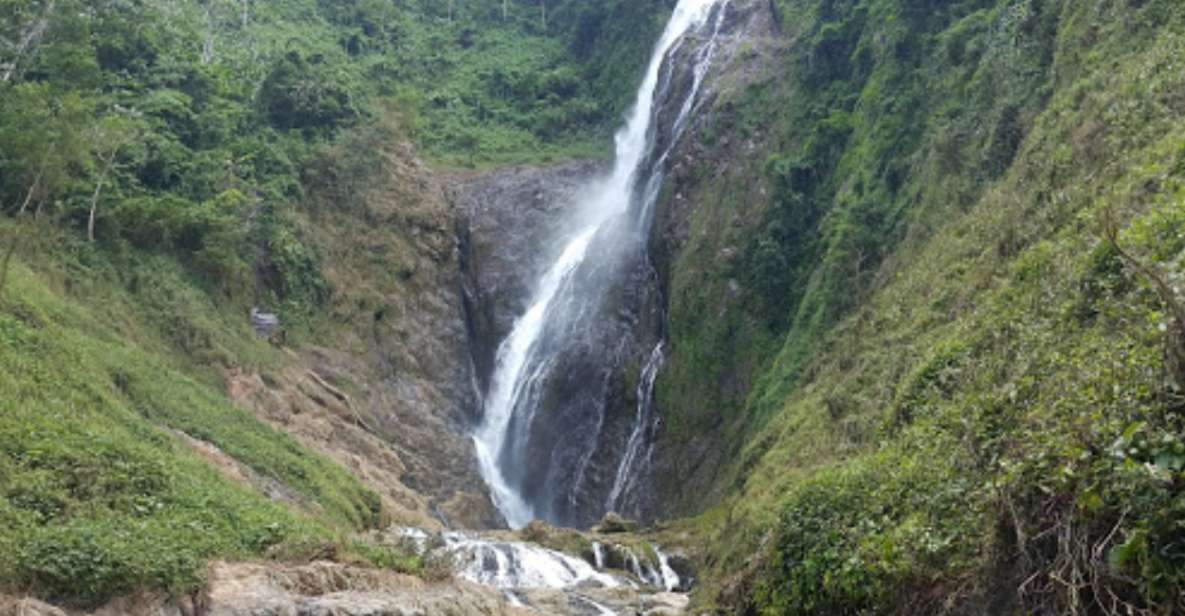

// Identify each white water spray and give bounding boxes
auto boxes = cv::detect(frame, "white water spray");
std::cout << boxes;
[473,0,726,529]
[444,531,620,590]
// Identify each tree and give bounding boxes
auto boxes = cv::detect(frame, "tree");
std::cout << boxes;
[0,0,57,84]
[0,84,88,295]
[86,112,142,242]
[0,84,90,217]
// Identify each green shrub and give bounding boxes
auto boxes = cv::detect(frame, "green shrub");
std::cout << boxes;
[757,445,977,615]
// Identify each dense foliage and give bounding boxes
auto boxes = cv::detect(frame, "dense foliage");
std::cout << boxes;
[0,0,668,318]
[8,0,1185,612]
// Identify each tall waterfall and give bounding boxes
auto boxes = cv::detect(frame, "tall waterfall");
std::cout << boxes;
[473,0,729,529]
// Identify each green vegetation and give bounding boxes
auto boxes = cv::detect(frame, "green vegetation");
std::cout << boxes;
[7,0,1185,611]
[0,222,385,605]
[0,0,667,318]
[0,0,674,607]
[654,0,1185,613]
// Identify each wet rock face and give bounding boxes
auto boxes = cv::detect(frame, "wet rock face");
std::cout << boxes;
[642,0,784,521]
[453,160,665,528]
[451,160,605,393]
[452,161,655,528]
[515,226,665,526]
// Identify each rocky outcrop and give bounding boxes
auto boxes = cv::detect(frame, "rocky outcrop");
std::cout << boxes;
[224,365,443,529]
[450,159,671,527]
[234,137,501,529]
[197,561,527,616]
[0,563,530,616]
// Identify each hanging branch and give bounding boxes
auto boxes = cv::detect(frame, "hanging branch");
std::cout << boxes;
[1101,204,1185,391]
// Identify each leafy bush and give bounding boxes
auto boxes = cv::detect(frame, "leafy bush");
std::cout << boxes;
[259,51,361,135]
[757,446,976,615]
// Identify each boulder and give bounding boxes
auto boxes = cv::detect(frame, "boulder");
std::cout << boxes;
[594,512,640,534]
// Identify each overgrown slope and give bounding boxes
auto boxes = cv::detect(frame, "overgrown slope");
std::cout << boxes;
[0,223,391,605]
[649,0,1185,612]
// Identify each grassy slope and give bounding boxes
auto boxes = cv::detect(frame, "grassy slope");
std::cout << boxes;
[654,0,1185,612]
[0,225,388,606]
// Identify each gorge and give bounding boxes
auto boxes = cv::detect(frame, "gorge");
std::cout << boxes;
[3,0,1185,614]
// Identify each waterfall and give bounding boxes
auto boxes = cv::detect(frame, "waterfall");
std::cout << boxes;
[444,531,620,589]
[606,342,665,510]
[473,0,729,529]
[655,545,682,592]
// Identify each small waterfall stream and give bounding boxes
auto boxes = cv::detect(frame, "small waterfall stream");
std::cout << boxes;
[473,0,729,530]
[606,342,664,511]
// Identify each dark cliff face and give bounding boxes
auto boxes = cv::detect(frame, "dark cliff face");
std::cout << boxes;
[451,161,606,399]
[512,220,666,525]
[450,160,664,528]
[642,0,785,521]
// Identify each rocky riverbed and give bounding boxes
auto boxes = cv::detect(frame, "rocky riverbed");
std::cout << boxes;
[1,519,694,616]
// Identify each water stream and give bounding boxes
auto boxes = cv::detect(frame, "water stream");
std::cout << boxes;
[473,0,729,530]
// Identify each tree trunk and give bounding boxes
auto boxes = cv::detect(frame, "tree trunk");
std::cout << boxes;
[502,0,508,20]
[87,165,111,243]
[201,5,215,65]
[0,229,19,297]
[2,0,56,83]
[540,0,547,28]
[16,167,43,216]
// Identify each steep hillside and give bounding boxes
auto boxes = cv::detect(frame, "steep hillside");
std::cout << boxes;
[0,219,387,604]
[645,0,1185,612]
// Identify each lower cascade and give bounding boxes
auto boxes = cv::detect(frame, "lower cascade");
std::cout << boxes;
[447,533,620,590]
[392,528,685,615]
[472,0,731,530]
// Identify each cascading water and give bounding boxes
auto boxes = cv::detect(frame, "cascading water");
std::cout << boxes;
[445,531,620,589]
[473,0,730,529]
[606,342,664,511]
